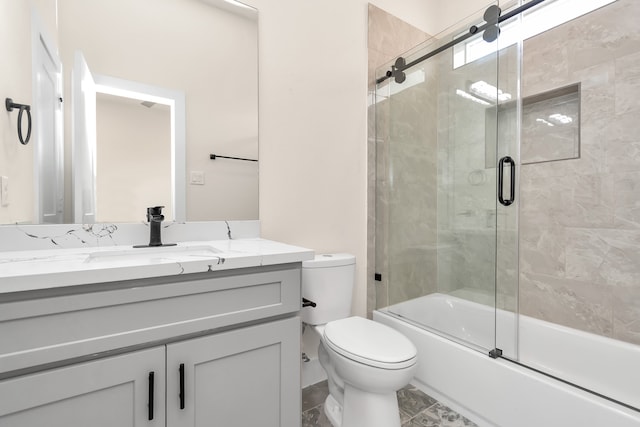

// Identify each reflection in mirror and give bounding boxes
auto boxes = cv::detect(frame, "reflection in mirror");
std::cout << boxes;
[0,0,258,225]
[71,54,186,223]
[96,93,173,223]
[0,1,63,226]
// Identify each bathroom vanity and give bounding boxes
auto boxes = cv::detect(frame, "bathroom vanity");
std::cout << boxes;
[0,235,313,426]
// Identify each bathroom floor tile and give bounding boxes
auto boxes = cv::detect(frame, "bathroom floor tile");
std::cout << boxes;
[398,384,439,420]
[301,404,333,427]
[302,380,330,412]
[301,381,478,427]
[405,403,479,427]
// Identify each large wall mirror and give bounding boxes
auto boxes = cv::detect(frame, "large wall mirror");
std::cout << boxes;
[0,0,258,225]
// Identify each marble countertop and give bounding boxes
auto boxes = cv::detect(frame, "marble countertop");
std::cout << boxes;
[0,238,314,294]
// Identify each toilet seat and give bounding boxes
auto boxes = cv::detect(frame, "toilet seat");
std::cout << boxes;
[323,317,417,370]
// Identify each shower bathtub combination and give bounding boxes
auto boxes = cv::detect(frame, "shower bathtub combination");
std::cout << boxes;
[371,0,640,426]
[374,294,640,426]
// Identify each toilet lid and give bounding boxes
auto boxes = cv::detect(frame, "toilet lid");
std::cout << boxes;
[323,317,417,370]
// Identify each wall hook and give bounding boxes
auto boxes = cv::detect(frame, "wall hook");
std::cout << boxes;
[5,98,32,145]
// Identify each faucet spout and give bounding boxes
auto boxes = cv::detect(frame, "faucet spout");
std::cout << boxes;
[147,206,164,223]
[135,206,176,248]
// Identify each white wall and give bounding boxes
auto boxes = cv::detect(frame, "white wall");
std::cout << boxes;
[434,0,494,35]
[244,0,493,319]
[367,0,493,37]
[58,0,258,222]
[243,0,440,318]
[372,0,437,34]
[95,95,172,223]
[246,0,361,318]
[0,1,32,224]
[0,0,57,224]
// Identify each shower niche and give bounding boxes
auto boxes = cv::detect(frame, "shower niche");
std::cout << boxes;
[486,83,581,167]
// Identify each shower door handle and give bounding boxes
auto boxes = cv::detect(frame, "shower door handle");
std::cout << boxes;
[498,156,515,206]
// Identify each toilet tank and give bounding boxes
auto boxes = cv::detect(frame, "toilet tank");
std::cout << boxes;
[301,253,355,325]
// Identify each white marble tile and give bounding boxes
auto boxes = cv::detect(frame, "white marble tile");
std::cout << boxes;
[571,60,616,91]
[519,224,566,277]
[615,50,640,115]
[519,271,614,337]
[566,0,640,74]
[565,228,640,287]
[522,40,570,97]
[611,171,640,229]
[604,111,640,175]
[564,174,615,228]
[612,285,640,345]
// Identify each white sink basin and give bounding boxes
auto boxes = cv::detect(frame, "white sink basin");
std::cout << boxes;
[85,244,224,262]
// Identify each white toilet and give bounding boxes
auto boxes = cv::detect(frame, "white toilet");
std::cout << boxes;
[301,254,417,427]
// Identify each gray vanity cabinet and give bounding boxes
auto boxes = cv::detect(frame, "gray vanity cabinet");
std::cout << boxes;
[167,316,300,427]
[0,347,166,426]
[0,264,302,427]
[0,318,299,427]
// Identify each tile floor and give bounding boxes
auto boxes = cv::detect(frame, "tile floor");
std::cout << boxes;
[302,380,479,427]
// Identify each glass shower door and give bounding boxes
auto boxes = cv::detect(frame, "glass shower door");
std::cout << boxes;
[374,1,516,355]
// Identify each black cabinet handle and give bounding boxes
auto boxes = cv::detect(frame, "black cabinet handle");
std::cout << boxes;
[179,363,185,410]
[498,156,515,206]
[148,371,155,421]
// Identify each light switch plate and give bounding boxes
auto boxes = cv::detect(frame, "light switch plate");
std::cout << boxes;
[190,171,205,185]
[1,176,8,206]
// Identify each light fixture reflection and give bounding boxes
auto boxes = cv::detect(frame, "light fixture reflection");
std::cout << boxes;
[549,113,573,124]
[456,89,491,106]
[223,0,253,10]
[469,80,512,102]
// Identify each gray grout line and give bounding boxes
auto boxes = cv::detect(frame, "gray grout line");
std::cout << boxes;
[401,401,440,426]
[302,393,438,427]
[302,403,323,415]
[302,382,479,427]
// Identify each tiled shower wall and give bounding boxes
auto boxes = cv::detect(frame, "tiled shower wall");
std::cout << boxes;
[369,0,640,347]
[382,58,439,308]
[370,4,518,315]
[367,4,430,317]
[434,43,520,311]
[519,0,640,345]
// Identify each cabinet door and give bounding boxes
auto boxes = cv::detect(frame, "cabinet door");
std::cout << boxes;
[0,347,165,427]
[167,317,301,427]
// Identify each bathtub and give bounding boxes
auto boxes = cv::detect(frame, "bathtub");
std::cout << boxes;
[374,293,640,427]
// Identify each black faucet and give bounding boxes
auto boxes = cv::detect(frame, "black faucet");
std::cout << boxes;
[135,206,176,248]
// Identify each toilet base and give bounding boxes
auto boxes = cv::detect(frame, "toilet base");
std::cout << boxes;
[324,384,402,427]
[324,394,342,427]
